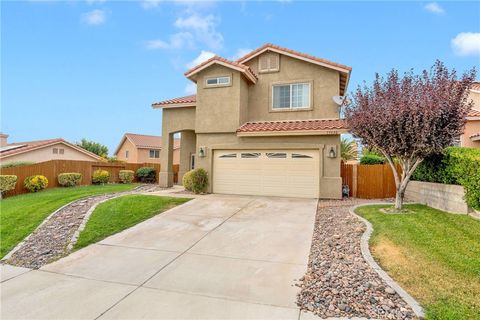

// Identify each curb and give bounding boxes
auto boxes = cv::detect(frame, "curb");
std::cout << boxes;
[349,203,425,319]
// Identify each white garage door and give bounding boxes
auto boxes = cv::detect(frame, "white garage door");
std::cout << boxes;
[213,150,319,198]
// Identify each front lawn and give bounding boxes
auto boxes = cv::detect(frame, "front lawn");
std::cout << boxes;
[0,184,137,258]
[74,194,191,250]
[356,204,480,320]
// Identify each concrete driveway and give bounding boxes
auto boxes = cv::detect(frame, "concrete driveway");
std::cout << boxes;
[1,194,318,320]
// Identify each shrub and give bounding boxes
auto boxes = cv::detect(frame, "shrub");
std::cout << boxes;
[360,154,386,165]
[412,147,480,210]
[183,168,208,194]
[119,170,134,184]
[136,167,156,183]
[182,170,194,191]
[24,175,48,192]
[0,161,35,169]
[0,175,17,196]
[92,170,110,185]
[58,173,82,187]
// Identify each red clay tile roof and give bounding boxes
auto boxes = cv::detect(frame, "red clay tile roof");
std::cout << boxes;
[470,132,480,139]
[0,138,101,160]
[468,108,480,117]
[237,119,348,133]
[236,43,352,72]
[471,82,480,91]
[115,133,180,156]
[152,94,196,107]
[184,55,257,83]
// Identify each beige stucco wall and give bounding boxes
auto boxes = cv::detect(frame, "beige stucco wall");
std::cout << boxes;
[461,119,480,148]
[116,139,138,163]
[1,142,98,163]
[244,54,340,122]
[195,133,342,199]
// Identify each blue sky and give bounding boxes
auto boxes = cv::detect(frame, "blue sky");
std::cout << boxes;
[2,1,479,155]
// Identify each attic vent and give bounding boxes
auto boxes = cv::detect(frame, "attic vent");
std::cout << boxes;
[259,52,279,73]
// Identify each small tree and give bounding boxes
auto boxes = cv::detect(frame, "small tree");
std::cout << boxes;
[76,138,108,158]
[346,61,475,210]
[340,137,358,161]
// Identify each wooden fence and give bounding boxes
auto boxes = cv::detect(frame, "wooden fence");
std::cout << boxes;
[341,162,401,199]
[0,160,179,196]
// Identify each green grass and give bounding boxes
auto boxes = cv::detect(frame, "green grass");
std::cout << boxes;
[356,204,480,320]
[74,195,191,250]
[0,184,137,258]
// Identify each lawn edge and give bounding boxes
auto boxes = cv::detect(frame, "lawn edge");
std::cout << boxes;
[349,203,425,319]
[1,184,142,261]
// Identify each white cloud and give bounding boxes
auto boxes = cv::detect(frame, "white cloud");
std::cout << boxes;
[141,0,162,9]
[186,50,216,68]
[146,32,194,50]
[451,32,480,56]
[229,48,252,61]
[81,9,106,25]
[184,82,197,94]
[424,2,445,14]
[174,14,223,50]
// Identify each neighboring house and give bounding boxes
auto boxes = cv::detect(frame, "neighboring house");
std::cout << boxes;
[152,44,351,199]
[0,134,102,163]
[460,82,480,148]
[114,133,180,164]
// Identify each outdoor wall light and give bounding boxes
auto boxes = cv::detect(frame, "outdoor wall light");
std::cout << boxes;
[198,146,207,158]
[328,146,337,158]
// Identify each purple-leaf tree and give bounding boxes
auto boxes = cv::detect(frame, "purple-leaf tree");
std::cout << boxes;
[345,61,476,210]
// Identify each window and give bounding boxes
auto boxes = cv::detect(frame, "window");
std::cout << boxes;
[205,76,230,86]
[125,150,129,159]
[266,152,287,158]
[149,149,160,158]
[241,152,260,158]
[272,83,311,109]
[59,149,64,155]
[53,148,58,154]
[292,153,312,159]
[219,153,237,158]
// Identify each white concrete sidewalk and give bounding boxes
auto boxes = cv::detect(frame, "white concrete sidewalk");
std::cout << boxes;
[1,194,318,320]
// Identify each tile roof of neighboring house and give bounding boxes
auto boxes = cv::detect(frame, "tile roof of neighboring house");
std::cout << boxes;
[114,133,180,156]
[184,55,257,83]
[467,108,480,117]
[236,119,348,133]
[0,138,102,160]
[152,95,196,107]
[470,132,480,139]
[471,82,480,91]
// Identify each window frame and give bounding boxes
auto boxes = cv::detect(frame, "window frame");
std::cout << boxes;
[149,149,160,159]
[204,75,231,88]
[125,150,129,159]
[271,81,312,111]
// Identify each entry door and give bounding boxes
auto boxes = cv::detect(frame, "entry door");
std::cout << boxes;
[213,150,319,198]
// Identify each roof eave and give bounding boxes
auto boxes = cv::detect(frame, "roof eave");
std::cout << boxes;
[152,102,196,109]
[236,129,349,137]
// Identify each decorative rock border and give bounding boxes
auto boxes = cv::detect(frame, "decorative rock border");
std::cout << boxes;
[349,203,425,319]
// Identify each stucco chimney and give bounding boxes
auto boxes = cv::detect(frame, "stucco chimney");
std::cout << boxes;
[0,133,9,147]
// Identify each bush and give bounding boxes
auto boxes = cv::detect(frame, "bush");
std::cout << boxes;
[119,170,134,184]
[24,175,48,193]
[182,171,194,191]
[92,170,110,185]
[360,154,386,165]
[0,175,17,196]
[412,147,480,210]
[183,168,208,194]
[58,173,82,187]
[0,161,35,169]
[136,167,156,183]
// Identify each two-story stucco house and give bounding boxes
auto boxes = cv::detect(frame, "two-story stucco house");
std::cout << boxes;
[152,44,350,199]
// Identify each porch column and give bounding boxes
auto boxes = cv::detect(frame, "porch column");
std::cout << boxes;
[178,130,196,185]
[159,132,174,187]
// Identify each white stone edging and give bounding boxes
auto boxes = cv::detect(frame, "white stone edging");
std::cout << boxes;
[349,203,425,319]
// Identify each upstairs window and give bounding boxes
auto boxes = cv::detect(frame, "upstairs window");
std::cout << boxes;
[149,149,160,158]
[272,82,311,110]
[205,76,231,87]
[125,150,129,159]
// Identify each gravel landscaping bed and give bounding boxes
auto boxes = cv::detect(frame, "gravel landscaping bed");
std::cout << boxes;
[297,199,416,319]
[3,185,155,269]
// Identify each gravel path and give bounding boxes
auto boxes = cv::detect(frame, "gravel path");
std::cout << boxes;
[297,199,416,319]
[4,185,155,269]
